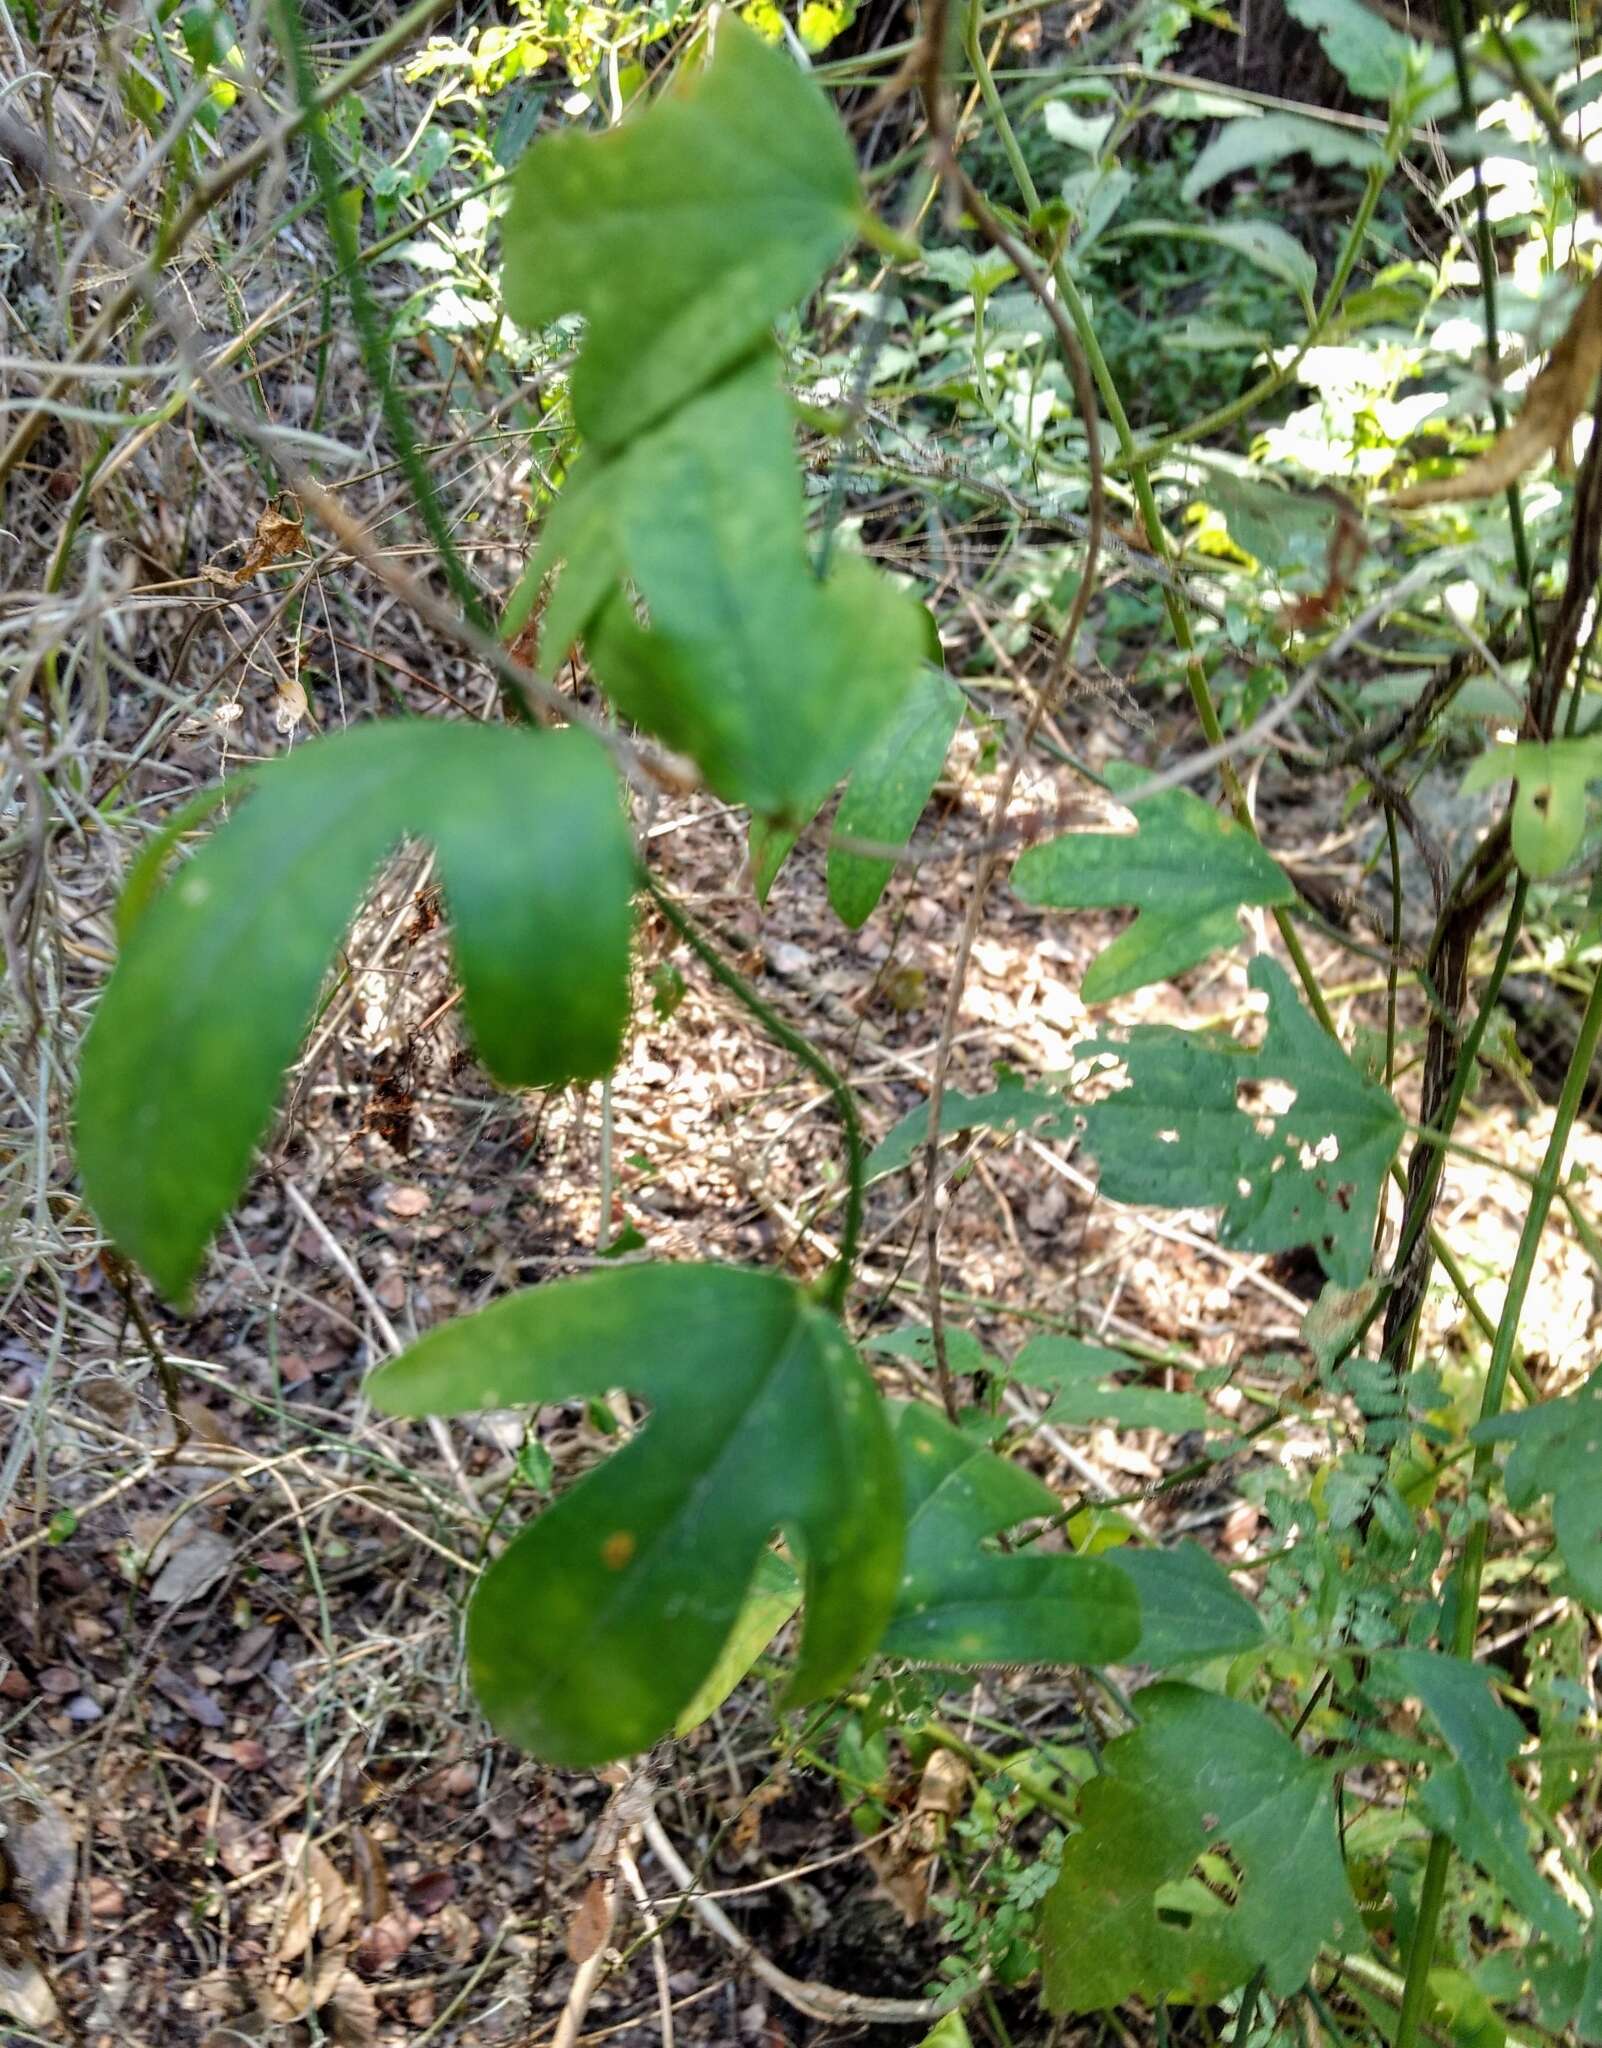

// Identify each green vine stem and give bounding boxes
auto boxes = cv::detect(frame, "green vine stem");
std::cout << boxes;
[271,0,493,639]
[1392,960,1602,2048]
[961,9,1342,1035]
[646,880,864,1317]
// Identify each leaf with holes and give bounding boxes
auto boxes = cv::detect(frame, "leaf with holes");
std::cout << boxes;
[368,1265,901,1766]
[867,1068,1075,1181]
[1041,1683,1360,2012]
[1462,737,1602,880]
[1011,766,1295,1004]
[500,16,861,449]
[1371,1650,1582,1952]
[1011,1336,1210,1433]
[75,722,634,1304]
[882,1402,1139,1667]
[1078,955,1402,1285]
[1472,1369,1602,1605]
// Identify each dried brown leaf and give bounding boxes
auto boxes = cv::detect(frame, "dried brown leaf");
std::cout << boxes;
[1,1785,76,1944]
[349,1826,390,1928]
[353,1908,415,1977]
[326,1967,378,2047]
[565,1876,613,1965]
[1389,275,1602,507]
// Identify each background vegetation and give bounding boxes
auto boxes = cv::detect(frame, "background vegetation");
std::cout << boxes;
[3,1,1602,2045]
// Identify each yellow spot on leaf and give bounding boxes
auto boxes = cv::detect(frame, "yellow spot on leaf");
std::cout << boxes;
[601,1530,635,1571]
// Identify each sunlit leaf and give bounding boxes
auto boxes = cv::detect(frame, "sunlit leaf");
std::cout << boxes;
[1462,736,1602,880]
[1041,1683,1360,2011]
[501,16,860,448]
[1011,1336,1211,1432]
[866,1067,1076,1180]
[882,1402,1139,1667]
[76,723,634,1303]
[1079,956,1402,1285]
[1371,1650,1582,1952]
[1472,1369,1602,1605]
[1011,766,1295,1003]
[368,1264,901,1766]
[828,671,964,927]
[674,1550,801,1735]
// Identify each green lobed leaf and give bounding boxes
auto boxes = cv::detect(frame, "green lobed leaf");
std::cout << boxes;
[881,1402,1140,1668]
[1472,1368,1602,1606]
[1181,112,1385,204]
[1111,218,1318,311]
[1011,766,1295,1004]
[1281,0,1417,98]
[1112,1544,1266,1666]
[1041,1683,1360,2012]
[1462,738,1602,880]
[500,17,860,449]
[367,1264,901,1766]
[75,722,634,1303]
[867,1067,1076,1180]
[1079,955,1402,1285]
[827,670,965,927]
[530,357,925,821]
[674,1549,801,1736]
[1011,1336,1210,1433]
[1371,1650,1582,1952]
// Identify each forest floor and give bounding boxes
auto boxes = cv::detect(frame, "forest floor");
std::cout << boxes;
[3,3,1601,2045]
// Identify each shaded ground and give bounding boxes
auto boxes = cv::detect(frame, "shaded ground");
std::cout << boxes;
[3,7,1600,2046]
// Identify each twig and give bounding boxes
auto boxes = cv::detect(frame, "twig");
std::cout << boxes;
[640,1807,971,2026]
[913,157,1105,1417]
[618,1846,675,2048]
[280,1179,478,1513]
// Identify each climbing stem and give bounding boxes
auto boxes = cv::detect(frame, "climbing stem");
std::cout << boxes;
[647,881,864,1316]
[1393,962,1602,2048]
[964,13,1339,1033]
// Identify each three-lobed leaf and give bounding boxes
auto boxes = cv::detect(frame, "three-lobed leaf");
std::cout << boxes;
[1012,767,1295,1004]
[368,1264,901,1766]
[500,17,860,449]
[525,355,926,822]
[1080,955,1402,1284]
[1041,1683,1360,2012]
[882,1402,1139,1667]
[75,722,634,1303]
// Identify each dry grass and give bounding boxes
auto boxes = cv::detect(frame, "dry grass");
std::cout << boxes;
[3,6,1600,2046]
